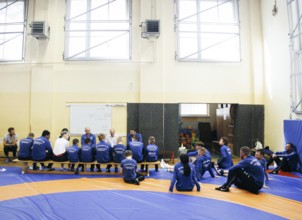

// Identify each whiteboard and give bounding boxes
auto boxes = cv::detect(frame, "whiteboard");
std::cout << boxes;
[70,105,112,135]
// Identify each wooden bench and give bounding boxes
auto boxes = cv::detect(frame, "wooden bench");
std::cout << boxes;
[12,159,160,176]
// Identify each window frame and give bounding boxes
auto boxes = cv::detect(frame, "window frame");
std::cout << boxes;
[64,0,132,61]
[174,0,241,62]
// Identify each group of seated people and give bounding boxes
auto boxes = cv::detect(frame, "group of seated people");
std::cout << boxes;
[12,127,158,176]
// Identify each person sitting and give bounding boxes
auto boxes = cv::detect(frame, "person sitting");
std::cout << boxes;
[127,128,142,146]
[169,153,200,193]
[213,137,233,175]
[18,132,35,160]
[59,128,70,140]
[50,131,70,171]
[81,127,96,147]
[31,130,54,171]
[178,143,187,156]
[68,138,81,172]
[120,150,145,185]
[255,149,269,189]
[127,134,144,170]
[106,128,118,147]
[144,136,159,172]
[112,137,126,172]
[95,134,112,173]
[79,138,96,172]
[215,146,264,194]
[269,143,298,174]
[3,127,18,163]
[195,147,216,180]
[187,141,210,163]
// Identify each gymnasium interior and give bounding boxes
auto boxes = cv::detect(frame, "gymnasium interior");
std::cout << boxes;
[1,0,302,219]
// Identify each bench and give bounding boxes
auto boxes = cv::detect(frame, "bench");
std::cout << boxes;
[12,159,160,176]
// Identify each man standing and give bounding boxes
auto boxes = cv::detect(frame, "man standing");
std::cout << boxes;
[215,146,264,194]
[81,127,96,147]
[3,127,18,162]
[105,128,118,147]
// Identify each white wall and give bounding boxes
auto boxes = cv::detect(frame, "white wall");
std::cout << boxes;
[261,0,291,151]
[0,0,292,150]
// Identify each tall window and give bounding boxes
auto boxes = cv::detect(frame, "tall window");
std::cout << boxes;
[0,0,26,61]
[288,0,302,114]
[64,0,131,61]
[175,0,240,62]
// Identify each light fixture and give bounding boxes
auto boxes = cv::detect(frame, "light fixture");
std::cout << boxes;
[272,0,278,16]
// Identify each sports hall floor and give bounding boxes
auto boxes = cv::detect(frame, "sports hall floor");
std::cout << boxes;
[0,160,301,220]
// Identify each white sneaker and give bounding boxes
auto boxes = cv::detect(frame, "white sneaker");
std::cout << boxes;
[0,168,6,172]
[160,159,166,169]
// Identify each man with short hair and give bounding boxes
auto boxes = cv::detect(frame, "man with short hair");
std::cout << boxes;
[105,129,118,147]
[215,146,264,194]
[81,127,96,147]
[18,132,35,160]
[95,133,112,172]
[50,131,70,171]
[127,128,142,146]
[31,130,54,171]
[270,143,298,174]
[3,127,18,162]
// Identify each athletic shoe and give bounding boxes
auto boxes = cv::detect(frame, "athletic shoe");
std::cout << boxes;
[213,165,222,175]
[269,170,279,175]
[33,166,40,171]
[5,158,10,163]
[215,186,230,192]
[0,168,6,172]
[97,169,102,173]
[160,159,169,169]
[134,178,140,185]
[106,168,111,173]
[114,168,118,173]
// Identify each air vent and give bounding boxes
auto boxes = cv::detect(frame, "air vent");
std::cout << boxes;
[30,21,50,39]
[140,19,160,39]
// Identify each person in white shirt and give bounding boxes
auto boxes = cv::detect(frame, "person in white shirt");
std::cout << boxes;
[106,129,118,147]
[50,131,70,170]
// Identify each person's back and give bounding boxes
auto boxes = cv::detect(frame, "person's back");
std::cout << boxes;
[121,157,137,181]
[195,148,215,179]
[128,136,144,162]
[95,140,111,163]
[80,139,94,162]
[113,143,126,163]
[18,133,34,160]
[32,136,52,161]
[145,143,159,162]
[68,144,81,162]
[169,154,200,192]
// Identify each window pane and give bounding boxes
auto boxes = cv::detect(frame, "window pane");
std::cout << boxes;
[180,104,209,117]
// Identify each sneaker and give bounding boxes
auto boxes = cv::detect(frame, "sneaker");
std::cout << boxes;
[213,165,222,175]
[5,158,10,163]
[269,170,279,175]
[134,178,140,185]
[106,168,111,173]
[97,169,102,173]
[114,168,118,173]
[33,166,40,171]
[215,186,230,192]
[90,169,94,172]
[160,159,168,169]
[0,168,6,172]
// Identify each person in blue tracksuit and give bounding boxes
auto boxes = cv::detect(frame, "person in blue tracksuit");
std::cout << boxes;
[18,132,35,160]
[81,127,96,147]
[120,150,145,185]
[145,136,159,172]
[95,134,112,172]
[127,128,142,146]
[127,134,144,170]
[112,137,126,172]
[255,149,269,188]
[187,141,211,158]
[169,154,201,192]
[215,146,264,194]
[79,138,96,172]
[31,130,53,170]
[214,137,233,175]
[195,147,215,180]
[68,138,81,171]
[270,143,298,174]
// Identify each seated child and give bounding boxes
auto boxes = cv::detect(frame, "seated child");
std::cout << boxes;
[112,137,126,172]
[79,138,96,172]
[120,150,145,185]
[68,138,81,172]
[145,136,159,172]
[195,147,216,180]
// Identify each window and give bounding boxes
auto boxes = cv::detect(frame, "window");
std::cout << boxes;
[175,0,240,62]
[287,0,302,113]
[64,0,131,61]
[180,104,209,117]
[0,0,26,61]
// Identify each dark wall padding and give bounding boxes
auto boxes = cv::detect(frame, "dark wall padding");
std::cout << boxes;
[284,120,302,172]
[127,103,139,133]
[233,105,264,156]
[163,104,179,153]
